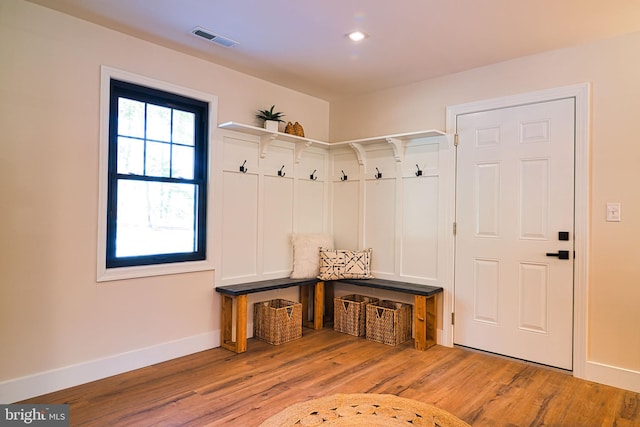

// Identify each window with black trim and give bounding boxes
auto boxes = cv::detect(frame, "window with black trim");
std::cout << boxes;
[107,79,208,268]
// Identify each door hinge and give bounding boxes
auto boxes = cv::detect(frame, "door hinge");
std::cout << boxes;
[453,222,457,236]
[451,312,455,325]
[454,133,459,147]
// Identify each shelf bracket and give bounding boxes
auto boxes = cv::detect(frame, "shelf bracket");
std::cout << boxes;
[259,133,278,159]
[294,140,312,163]
[349,142,366,167]
[385,137,404,162]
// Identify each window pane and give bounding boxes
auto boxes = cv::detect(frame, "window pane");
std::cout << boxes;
[172,145,194,179]
[146,141,170,177]
[173,110,195,146]
[116,180,196,257]
[118,98,145,138]
[117,137,144,175]
[146,104,171,142]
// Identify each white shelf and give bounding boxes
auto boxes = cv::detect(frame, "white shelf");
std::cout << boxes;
[218,121,446,164]
[333,129,446,146]
[218,121,329,163]
[333,129,446,164]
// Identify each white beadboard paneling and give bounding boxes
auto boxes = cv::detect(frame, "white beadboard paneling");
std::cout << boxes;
[296,180,325,233]
[262,143,294,177]
[298,150,326,181]
[222,136,259,173]
[403,139,441,177]
[364,179,396,274]
[332,150,359,181]
[221,171,258,280]
[332,180,360,249]
[364,144,395,179]
[401,176,439,279]
[263,176,294,274]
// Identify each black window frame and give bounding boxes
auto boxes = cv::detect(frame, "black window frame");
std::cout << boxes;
[106,79,209,268]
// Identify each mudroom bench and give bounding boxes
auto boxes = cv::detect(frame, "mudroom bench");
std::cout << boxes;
[215,277,442,353]
[216,278,325,353]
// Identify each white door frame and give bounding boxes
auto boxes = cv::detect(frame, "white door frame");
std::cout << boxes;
[444,83,590,379]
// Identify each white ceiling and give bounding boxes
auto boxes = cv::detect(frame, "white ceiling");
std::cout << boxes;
[26,0,640,101]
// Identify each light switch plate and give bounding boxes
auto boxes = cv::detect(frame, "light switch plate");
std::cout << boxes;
[606,203,621,222]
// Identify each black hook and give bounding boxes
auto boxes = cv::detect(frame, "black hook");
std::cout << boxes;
[340,170,348,181]
[239,160,247,173]
[278,165,286,177]
[415,164,422,176]
[375,167,382,179]
[310,169,317,180]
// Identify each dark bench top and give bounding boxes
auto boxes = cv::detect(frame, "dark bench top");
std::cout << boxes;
[216,277,442,297]
[215,277,319,296]
[338,278,442,297]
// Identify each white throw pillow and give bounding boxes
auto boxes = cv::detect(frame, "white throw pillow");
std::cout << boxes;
[290,233,334,278]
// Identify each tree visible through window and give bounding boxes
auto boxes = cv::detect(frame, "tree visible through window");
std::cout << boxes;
[107,79,208,268]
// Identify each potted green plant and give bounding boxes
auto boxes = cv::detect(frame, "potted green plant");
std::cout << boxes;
[256,105,285,132]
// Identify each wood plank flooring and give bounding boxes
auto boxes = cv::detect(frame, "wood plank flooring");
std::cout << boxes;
[20,328,639,426]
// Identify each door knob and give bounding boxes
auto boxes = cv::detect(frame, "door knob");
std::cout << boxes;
[546,250,570,260]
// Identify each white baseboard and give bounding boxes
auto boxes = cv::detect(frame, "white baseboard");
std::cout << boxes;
[583,360,640,393]
[0,331,220,404]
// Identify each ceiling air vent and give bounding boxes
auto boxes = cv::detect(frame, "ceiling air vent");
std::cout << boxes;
[191,27,239,48]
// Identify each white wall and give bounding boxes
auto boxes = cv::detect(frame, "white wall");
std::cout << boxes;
[0,0,328,402]
[330,31,640,391]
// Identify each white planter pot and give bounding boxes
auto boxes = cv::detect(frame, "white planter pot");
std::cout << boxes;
[264,120,279,133]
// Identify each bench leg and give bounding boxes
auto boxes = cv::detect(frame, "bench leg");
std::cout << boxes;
[300,285,312,329]
[220,294,248,353]
[324,281,334,326]
[300,281,325,330]
[414,294,437,351]
[314,281,324,329]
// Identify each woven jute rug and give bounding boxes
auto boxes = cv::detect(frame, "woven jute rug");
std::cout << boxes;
[259,393,470,426]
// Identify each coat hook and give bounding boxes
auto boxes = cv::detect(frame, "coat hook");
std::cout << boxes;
[278,165,286,177]
[375,167,382,179]
[239,160,247,173]
[415,164,423,177]
[310,169,318,181]
[340,170,348,181]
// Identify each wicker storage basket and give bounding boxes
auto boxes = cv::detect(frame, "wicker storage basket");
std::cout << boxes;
[253,299,302,345]
[334,294,380,337]
[366,300,412,346]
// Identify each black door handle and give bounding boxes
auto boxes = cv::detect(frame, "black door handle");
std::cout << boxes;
[546,250,570,260]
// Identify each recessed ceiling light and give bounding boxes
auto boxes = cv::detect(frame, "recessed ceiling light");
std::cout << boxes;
[347,31,368,42]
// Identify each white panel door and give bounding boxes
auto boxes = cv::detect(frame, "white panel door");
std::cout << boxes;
[454,98,575,370]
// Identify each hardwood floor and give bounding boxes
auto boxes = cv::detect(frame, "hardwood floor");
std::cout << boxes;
[21,328,639,426]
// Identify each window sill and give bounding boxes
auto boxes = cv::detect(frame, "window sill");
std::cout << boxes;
[97,259,214,282]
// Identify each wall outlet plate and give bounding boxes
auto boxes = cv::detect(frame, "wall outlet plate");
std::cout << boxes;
[606,203,621,222]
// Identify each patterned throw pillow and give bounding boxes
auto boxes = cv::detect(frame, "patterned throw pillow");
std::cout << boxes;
[317,248,373,280]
